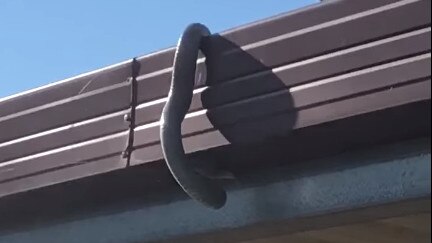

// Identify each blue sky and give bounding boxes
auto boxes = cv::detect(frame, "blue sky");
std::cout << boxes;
[0,0,317,98]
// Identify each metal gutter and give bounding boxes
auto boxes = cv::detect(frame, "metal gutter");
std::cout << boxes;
[1,27,430,162]
[0,0,430,141]
[0,0,431,200]
[1,0,430,144]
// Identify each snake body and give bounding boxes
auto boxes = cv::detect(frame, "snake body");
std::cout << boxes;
[160,23,227,209]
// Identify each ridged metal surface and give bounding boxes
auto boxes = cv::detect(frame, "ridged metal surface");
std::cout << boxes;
[0,0,430,199]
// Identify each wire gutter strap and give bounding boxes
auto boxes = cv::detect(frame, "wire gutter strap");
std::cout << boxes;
[123,58,140,166]
[160,23,227,209]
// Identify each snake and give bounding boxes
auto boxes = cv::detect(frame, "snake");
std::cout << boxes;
[160,23,227,209]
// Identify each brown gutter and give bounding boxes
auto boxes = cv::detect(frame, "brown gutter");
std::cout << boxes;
[0,0,430,198]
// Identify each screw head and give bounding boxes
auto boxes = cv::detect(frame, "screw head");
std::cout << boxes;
[124,113,131,122]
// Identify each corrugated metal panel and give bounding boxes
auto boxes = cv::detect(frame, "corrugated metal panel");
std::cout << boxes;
[1,55,430,192]
[0,0,430,199]
[1,28,429,162]
[132,80,431,165]
[1,0,429,143]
